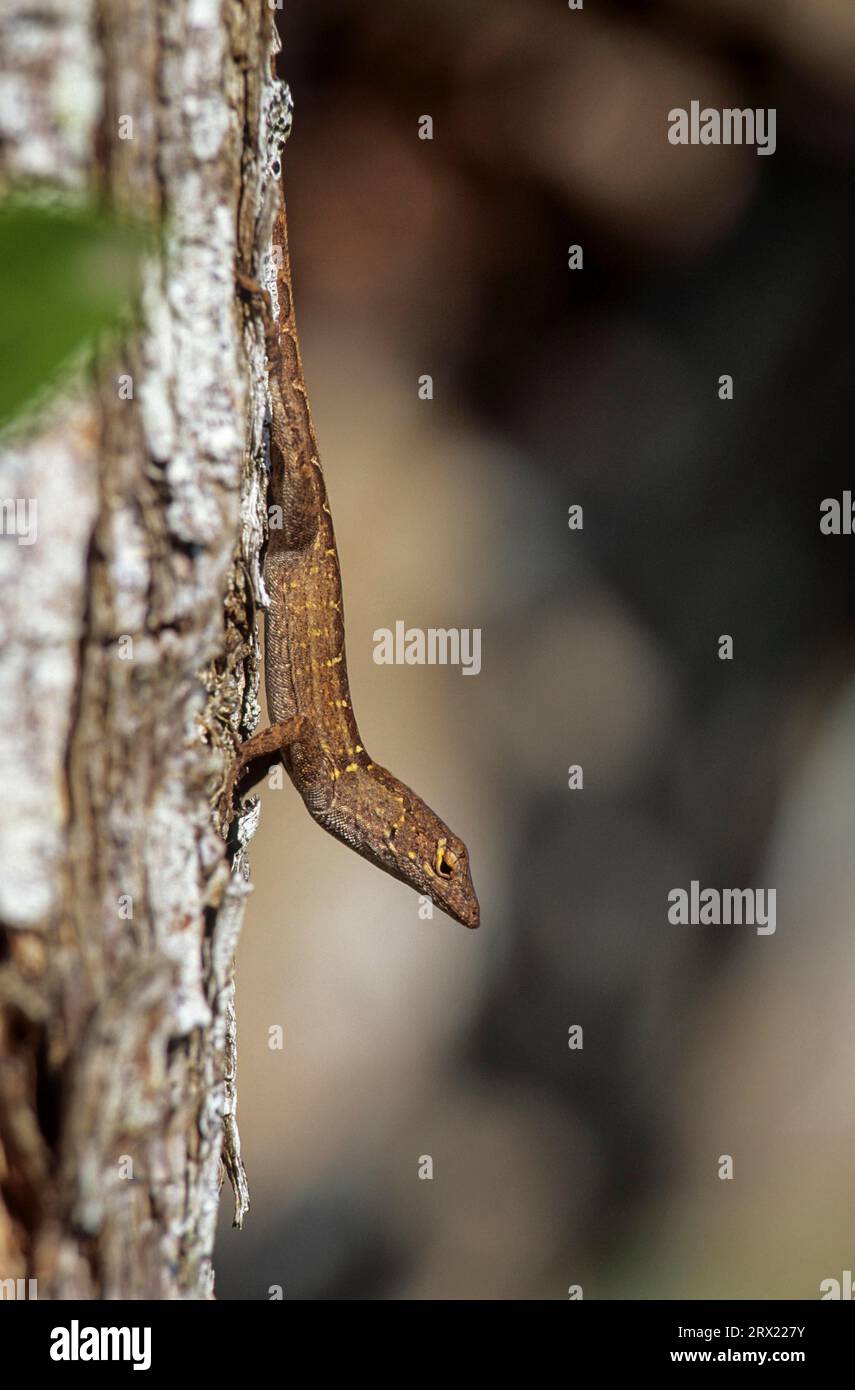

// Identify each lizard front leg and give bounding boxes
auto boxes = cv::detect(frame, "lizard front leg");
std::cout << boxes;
[227,715,306,802]
[225,713,334,818]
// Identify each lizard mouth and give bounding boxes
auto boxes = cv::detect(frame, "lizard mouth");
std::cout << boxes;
[447,889,480,930]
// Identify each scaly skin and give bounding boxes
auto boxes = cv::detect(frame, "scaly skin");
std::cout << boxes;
[231,198,479,930]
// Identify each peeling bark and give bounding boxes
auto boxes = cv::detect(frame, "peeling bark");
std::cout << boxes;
[0,0,285,1298]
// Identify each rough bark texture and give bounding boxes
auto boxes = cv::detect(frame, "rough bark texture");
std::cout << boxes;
[0,0,287,1298]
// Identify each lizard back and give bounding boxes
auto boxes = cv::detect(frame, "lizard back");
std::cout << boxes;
[263,207,371,777]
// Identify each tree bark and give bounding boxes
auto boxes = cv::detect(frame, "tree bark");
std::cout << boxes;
[0,0,286,1298]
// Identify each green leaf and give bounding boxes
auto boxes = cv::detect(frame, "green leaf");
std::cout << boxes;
[0,197,147,427]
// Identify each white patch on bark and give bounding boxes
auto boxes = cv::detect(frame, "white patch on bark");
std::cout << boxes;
[0,416,99,927]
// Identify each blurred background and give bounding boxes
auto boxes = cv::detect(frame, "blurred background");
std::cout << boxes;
[215,0,855,1299]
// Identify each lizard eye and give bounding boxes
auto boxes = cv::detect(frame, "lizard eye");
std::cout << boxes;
[436,841,458,877]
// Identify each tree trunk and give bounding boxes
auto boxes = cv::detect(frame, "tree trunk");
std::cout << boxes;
[0,0,286,1298]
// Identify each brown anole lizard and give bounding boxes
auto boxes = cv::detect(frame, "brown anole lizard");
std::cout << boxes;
[230,182,480,930]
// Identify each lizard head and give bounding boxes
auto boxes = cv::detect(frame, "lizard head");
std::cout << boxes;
[408,821,480,930]
[324,764,480,929]
[382,780,480,929]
